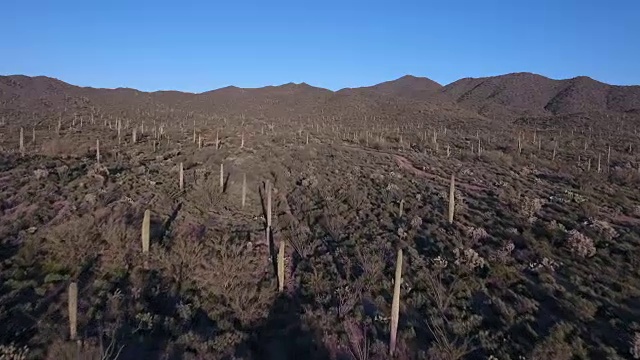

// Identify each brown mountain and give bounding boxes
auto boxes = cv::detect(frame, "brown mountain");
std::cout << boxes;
[355,75,443,99]
[441,72,640,117]
[2,72,639,125]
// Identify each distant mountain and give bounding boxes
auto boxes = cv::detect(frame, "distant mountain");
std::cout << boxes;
[356,75,443,99]
[441,72,640,117]
[1,73,639,124]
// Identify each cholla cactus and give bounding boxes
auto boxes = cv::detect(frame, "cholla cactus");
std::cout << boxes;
[466,227,489,243]
[454,248,486,270]
[566,230,596,258]
[33,169,49,180]
[518,196,545,222]
[590,220,618,240]
[0,344,29,360]
[431,256,448,270]
[631,332,640,359]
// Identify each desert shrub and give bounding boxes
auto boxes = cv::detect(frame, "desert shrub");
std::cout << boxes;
[517,196,545,222]
[529,323,574,360]
[465,226,489,245]
[186,177,225,215]
[589,219,619,241]
[56,165,69,183]
[33,169,49,180]
[98,218,138,276]
[0,343,29,360]
[42,215,100,275]
[346,185,368,211]
[631,332,640,359]
[565,230,596,258]
[479,150,513,167]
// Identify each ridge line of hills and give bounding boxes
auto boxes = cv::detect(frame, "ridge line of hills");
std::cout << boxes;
[1,72,640,120]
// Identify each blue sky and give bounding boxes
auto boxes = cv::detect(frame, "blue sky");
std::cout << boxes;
[2,0,638,92]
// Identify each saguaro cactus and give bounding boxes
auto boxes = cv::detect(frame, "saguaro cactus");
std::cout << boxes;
[277,240,285,292]
[68,282,78,340]
[19,127,24,156]
[96,139,100,164]
[242,173,247,208]
[142,209,150,254]
[266,180,272,229]
[398,199,404,218]
[179,163,184,191]
[390,248,403,356]
[448,174,455,223]
[132,128,137,144]
[219,163,224,192]
[266,180,272,245]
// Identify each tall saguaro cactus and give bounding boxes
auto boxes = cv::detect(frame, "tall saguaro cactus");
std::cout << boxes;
[277,240,285,292]
[142,209,150,254]
[179,162,184,191]
[390,248,403,356]
[20,127,24,156]
[68,282,78,341]
[266,180,272,230]
[265,180,272,246]
[448,174,455,223]
[242,173,247,208]
[96,139,100,164]
[219,163,224,192]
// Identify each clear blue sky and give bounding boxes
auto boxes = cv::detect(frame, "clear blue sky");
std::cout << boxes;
[2,0,638,92]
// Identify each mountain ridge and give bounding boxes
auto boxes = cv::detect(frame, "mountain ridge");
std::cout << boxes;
[2,72,639,120]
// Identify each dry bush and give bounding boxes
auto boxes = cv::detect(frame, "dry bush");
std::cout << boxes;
[98,217,139,276]
[344,320,370,360]
[33,169,49,180]
[631,332,640,359]
[345,185,368,211]
[0,344,29,360]
[529,323,575,360]
[56,165,70,183]
[488,242,515,264]
[589,219,619,241]
[45,338,122,360]
[42,215,100,275]
[565,230,596,258]
[156,233,273,325]
[153,233,207,288]
[479,150,513,167]
[464,227,489,245]
[517,196,545,222]
[40,139,76,157]
[186,177,225,215]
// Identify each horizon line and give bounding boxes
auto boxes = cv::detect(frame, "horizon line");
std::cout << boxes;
[2,71,639,95]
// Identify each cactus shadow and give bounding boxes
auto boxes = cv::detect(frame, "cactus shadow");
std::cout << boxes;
[156,202,182,246]
[222,172,231,193]
[234,293,333,360]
